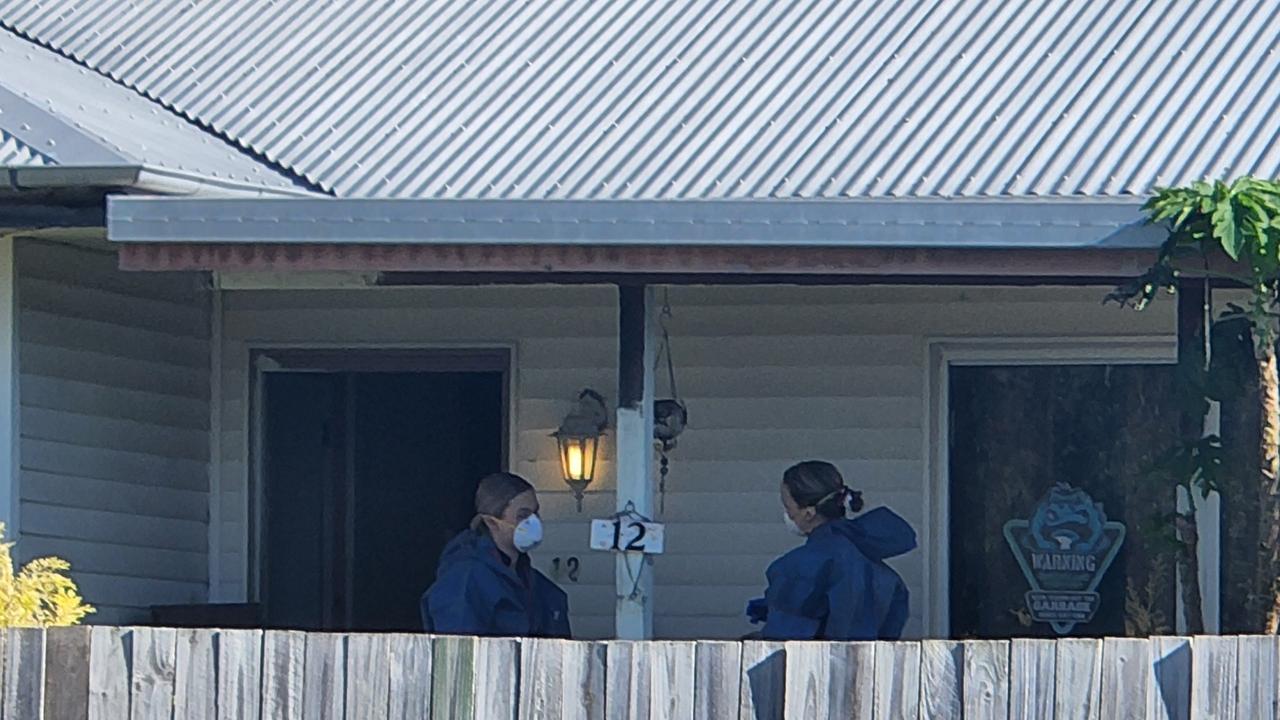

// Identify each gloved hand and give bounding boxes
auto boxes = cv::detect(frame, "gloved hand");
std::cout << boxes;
[746,597,768,625]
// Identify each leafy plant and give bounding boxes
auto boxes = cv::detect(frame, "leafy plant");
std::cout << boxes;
[0,524,93,627]
[1111,177,1280,633]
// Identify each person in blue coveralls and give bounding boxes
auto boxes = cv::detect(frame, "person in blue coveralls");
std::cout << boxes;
[746,460,917,640]
[421,472,571,638]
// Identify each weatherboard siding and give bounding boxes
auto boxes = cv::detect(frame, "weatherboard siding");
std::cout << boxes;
[16,240,211,623]
[215,284,1174,640]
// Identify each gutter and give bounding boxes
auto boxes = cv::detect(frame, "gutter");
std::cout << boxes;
[5,164,319,198]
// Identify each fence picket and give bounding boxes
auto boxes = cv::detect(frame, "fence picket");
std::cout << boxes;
[1008,639,1054,720]
[261,631,306,720]
[44,627,90,720]
[1235,636,1278,720]
[1148,636,1191,720]
[920,640,963,720]
[347,634,393,720]
[431,635,476,720]
[129,627,177,720]
[1191,635,1238,720]
[521,638,605,720]
[215,629,262,720]
[873,640,920,720]
[173,628,216,720]
[89,626,131,720]
[694,641,741,720]
[4,627,44,720]
[387,634,433,720]
[738,641,786,720]
[1098,638,1148,720]
[962,639,1009,720]
[302,633,345,720]
[785,641,875,719]
[1054,638,1101,720]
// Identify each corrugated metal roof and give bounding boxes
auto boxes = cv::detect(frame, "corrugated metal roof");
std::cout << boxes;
[3,1,1279,199]
[0,30,307,191]
[0,127,52,166]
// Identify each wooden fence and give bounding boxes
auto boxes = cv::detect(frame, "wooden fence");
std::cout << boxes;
[0,627,1271,719]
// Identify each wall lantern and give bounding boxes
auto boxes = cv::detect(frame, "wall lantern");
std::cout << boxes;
[554,389,609,511]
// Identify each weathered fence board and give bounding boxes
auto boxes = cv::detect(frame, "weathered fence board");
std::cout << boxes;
[6,627,44,719]
[347,634,392,720]
[1053,638,1101,720]
[1008,639,1054,720]
[387,634,433,720]
[607,641,695,720]
[521,638,605,720]
[431,636,476,720]
[261,631,305,720]
[694,641,741,720]
[920,640,963,720]
[173,628,216,720]
[302,633,345,720]
[962,639,1009,720]
[1234,635,1278,720]
[1148,636,1191,720]
[215,629,262,720]
[30,628,1280,719]
[1098,637,1148,720]
[474,638,520,720]
[784,641,875,718]
[873,641,920,720]
[44,627,90,720]
[1192,635,1239,720]
[738,641,785,720]
[89,626,130,720]
[130,627,177,720]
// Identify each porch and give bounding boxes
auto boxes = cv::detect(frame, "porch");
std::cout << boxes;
[5,232,1201,641]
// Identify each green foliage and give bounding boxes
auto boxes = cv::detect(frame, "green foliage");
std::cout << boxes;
[1108,179,1280,349]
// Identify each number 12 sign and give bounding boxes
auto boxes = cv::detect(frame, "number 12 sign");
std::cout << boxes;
[590,518,665,554]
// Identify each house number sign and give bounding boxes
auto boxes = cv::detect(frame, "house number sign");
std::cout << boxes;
[589,517,665,554]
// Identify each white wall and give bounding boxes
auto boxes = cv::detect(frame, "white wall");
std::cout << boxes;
[16,240,211,623]
[215,284,1175,639]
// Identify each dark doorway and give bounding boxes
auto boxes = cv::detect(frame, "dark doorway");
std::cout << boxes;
[948,363,1180,639]
[259,353,506,632]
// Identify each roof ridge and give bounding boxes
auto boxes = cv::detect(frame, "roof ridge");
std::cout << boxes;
[0,24,330,195]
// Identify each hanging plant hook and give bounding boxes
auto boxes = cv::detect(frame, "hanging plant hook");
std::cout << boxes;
[652,289,688,514]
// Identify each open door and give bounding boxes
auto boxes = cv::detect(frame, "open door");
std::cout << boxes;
[258,352,507,632]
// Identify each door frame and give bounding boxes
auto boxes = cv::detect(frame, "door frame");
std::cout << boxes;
[921,335,1210,638]
[246,345,515,619]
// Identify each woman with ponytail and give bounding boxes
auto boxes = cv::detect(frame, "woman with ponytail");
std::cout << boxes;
[420,472,571,638]
[746,460,917,640]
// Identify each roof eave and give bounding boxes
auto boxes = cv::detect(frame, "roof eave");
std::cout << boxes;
[106,195,1161,250]
[7,164,317,198]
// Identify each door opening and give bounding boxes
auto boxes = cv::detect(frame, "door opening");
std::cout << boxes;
[257,351,507,632]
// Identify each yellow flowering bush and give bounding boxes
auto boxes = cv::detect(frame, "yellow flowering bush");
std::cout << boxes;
[0,524,93,627]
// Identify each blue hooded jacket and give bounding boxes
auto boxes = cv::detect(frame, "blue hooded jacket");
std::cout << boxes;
[760,507,916,641]
[420,529,571,638]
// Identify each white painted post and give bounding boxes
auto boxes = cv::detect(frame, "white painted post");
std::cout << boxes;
[615,285,656,639]
[0,236,18,541]
[1196,401,1221,634]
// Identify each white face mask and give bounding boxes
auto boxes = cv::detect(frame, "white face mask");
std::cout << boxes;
[783,510,805,536]
[512,514,544,552]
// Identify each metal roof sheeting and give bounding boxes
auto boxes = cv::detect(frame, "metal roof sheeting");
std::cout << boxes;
[0,127,51,166]
[0,30,307,190]
[3,1,1280,199]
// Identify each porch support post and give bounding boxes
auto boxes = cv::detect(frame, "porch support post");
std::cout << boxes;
[1176,279,1220,633]
[0,237,16,540]
[615,285,656,639]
